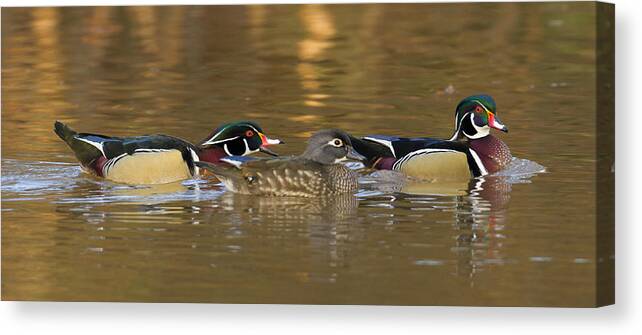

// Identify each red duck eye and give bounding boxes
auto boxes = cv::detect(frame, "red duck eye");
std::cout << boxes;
[475,106,483,113]
[245,130,254,137]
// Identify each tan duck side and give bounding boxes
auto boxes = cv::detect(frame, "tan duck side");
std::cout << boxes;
[105,150,192,185]
[399,151,472,182]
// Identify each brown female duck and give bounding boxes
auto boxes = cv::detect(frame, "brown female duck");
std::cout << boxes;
[196,129,365,197]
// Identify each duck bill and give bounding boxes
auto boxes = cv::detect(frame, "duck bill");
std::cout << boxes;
[488,113,508,133]
[346,146,367,162]
[259,132,283,146]
[258,132,283,156]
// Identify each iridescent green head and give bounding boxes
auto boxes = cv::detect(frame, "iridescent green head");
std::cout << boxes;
[450,95,508,141]
[200,121,283,156]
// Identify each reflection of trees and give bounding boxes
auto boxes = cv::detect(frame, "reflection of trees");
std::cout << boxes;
[297,4,335,98]
[3,3,596,161]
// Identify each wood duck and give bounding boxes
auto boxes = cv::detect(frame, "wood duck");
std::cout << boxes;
[195,129,365,197]
[350,95,511,181]
[53,120,282,185]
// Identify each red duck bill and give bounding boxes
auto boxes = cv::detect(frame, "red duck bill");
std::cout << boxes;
[488,113,508,132]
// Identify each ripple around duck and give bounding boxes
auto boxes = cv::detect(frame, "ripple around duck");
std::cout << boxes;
[2,156,543,265]
[1,159,225,205]
[2,156,545,207]
[53,180,226,205]
[493,157,547,178]
[357,156,546,197]
[1,159,83,195]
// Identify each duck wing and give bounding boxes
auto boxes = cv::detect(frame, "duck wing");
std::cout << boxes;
[351,134,469,161]
[119,135,198,161]
[196,157,324,196]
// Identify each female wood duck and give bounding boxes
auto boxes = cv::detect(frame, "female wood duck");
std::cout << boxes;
[195,129,365,197]
[350,95,511,181]
[53,120,282,185]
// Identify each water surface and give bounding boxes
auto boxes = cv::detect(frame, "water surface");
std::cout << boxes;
[2,3,601,306]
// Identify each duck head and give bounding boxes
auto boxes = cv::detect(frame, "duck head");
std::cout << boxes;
[199,121,283,156]
[300,129,366,165]
[449,95,508,141]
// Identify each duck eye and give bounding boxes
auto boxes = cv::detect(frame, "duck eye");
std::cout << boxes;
[245,130,254,137]
[475,106,483,113]
[331,139,343,147]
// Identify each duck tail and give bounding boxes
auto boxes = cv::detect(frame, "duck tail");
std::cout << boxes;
[54,120,77,145]
[53,121,105,167]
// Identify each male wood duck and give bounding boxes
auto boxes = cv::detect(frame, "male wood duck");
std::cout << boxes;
[350,95,512,181]
[53,120,282,185]
[195,129,365,197]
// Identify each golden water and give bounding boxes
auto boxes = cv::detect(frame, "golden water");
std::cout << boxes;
[2,3,600,306]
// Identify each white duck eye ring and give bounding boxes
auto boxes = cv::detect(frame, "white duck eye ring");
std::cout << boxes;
[329,138,343,147]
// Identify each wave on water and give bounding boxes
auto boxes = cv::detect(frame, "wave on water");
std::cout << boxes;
[1,159,225,205]
[357,157,546,197]
[53,178,226,205]
[1,159,84,195]
[492,157,546,178]
[2,157,546,204]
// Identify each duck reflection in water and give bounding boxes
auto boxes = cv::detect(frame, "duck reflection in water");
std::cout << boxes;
[362,169,516,282]
[216,192,359,284]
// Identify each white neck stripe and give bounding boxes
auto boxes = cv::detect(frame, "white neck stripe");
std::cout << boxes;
[189,148,200,176]
[468,148,488,176]
[463,113,490,139]
[449,112,469,141]
[243,139,251,155]
[452,100,494,141]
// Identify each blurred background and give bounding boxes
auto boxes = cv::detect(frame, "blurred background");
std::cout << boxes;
[2,3,602,306]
